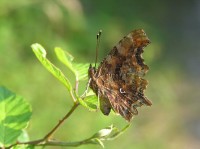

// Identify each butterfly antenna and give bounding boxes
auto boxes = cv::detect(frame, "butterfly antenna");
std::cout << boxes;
[94,30,102,69]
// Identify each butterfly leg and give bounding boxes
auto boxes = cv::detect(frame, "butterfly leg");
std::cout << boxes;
[80,78,91,98]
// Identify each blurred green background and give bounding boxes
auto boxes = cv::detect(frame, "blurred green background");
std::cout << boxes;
[1,0,200,149]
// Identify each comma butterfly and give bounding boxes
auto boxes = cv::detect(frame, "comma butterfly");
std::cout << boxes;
[88,29,152,121]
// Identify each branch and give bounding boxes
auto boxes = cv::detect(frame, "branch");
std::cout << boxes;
[44,102,79,140]
[7,103,79,149]
[21,138,97,147]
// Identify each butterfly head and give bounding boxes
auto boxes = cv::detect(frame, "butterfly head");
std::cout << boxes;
[88,64,96,78]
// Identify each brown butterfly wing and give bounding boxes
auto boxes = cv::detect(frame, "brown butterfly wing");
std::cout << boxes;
[97,73,151,121]
[89,29,152,121]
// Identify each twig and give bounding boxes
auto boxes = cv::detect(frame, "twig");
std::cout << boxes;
[7,103,79,149]
[22,138,96,147]
[70,89,77,102]
[44,103,79,139]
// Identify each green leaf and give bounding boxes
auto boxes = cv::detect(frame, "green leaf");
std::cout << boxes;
[78,95,98,111]
[73,63,90,80]
[54,47,75,74]
[31,44,72,92]
[105,124,130,140]
[54,47,89,81]
[0,86,32,148]
[91,138,104,148]
[17,130,29,142]
[90,124,130,141]
[92,125,113,138]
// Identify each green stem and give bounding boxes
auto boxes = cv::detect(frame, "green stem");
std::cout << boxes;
[44,103,79,140]
[7,103,79,149]
[26,138,96,147]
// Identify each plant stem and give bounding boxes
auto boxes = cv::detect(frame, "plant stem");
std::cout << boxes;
[7,103,79,149]
[44,102,79,140]
[70,89,77,102]
[25,138,96,147]
[75,78,79,95]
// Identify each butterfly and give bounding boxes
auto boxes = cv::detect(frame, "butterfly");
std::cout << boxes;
[88,29,152,121]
